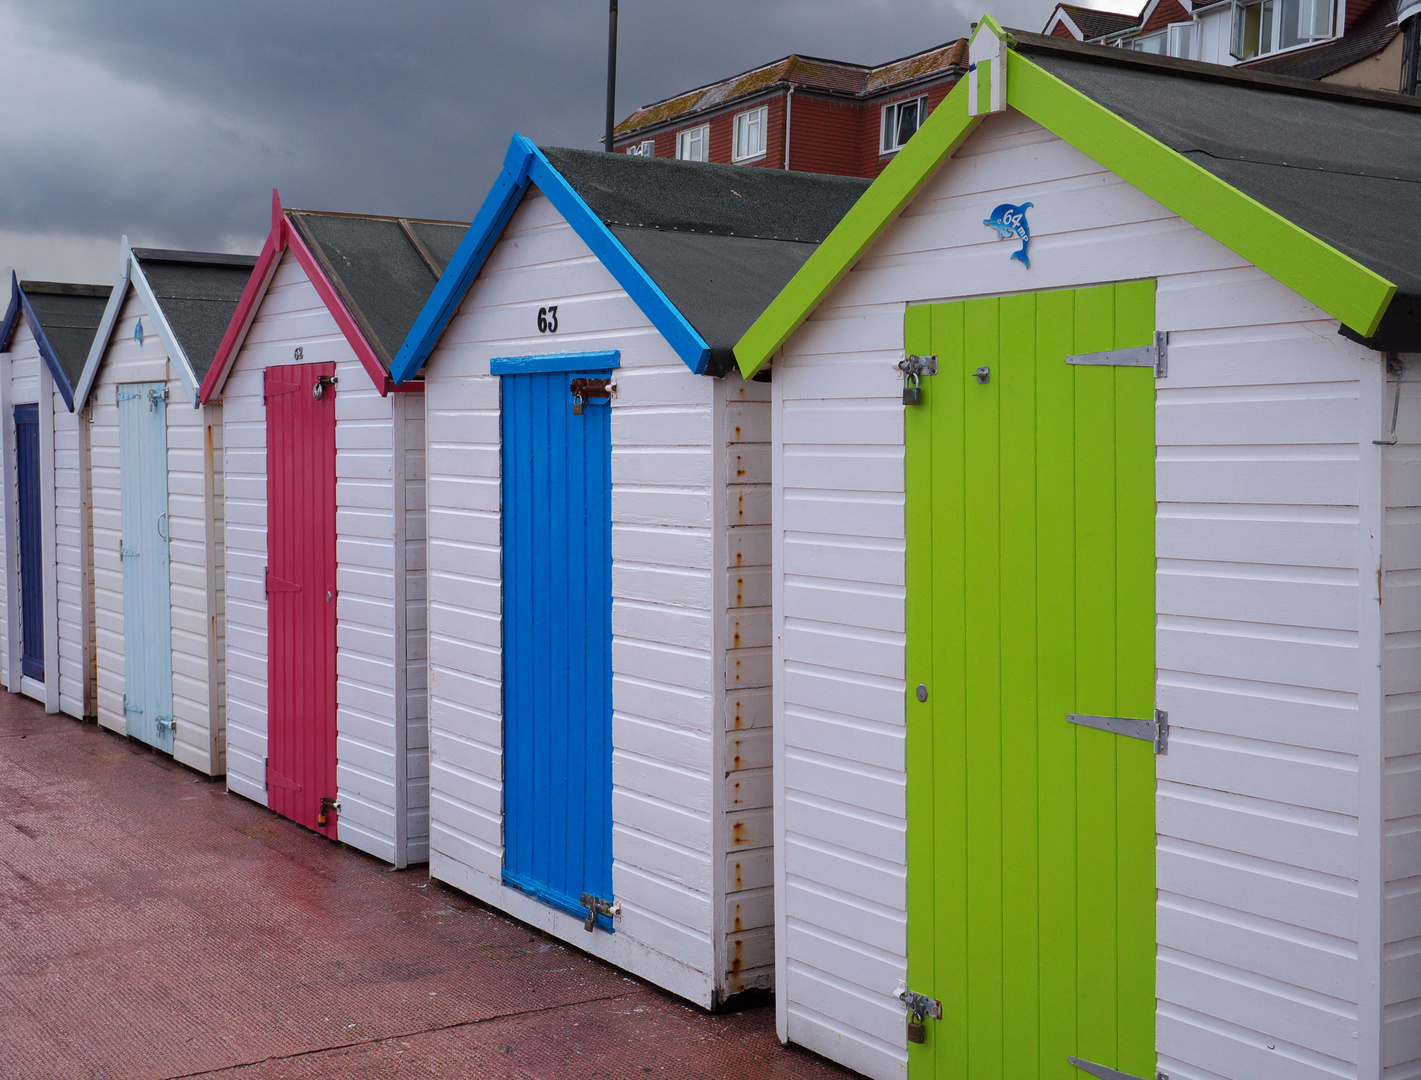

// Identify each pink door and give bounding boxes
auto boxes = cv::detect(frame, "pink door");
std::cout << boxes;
[265,362,338,837]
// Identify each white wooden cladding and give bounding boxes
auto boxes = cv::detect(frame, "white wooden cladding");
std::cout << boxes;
[422,189,773,1006]
[771,108,1409,1080]
[220,252,429,868]
[0,315,90,718]
[88,290,225,775]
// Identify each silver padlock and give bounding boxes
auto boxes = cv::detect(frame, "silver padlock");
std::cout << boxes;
[903,371,921,406]
[572,393,585,416]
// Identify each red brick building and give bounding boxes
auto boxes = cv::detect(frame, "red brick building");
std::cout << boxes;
[611,40,967,178]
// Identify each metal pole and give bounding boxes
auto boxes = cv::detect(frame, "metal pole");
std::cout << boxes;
[605,0,619,151]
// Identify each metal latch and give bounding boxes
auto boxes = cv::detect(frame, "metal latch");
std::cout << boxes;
[898,987,942,1043]
[318,796,340,826]
[1069,1055,1167,1080]
[313,375,338,400]
[570,377,612,416]
[147,386,168,409]
[898,355,937,405]
[579,892,620,932]
[154,716,175,739]
[1065,330,1168,378]
[1068,709,1168,755]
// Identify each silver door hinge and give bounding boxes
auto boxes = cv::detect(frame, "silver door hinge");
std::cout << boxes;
[1068,709,1168,755]
[1065,331,1167,378]
[123,697,143,714]
[579,892,620,932]
[1069,1055,1167,1080]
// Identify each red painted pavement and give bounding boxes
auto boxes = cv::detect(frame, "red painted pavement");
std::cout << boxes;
[0,696,857,1080]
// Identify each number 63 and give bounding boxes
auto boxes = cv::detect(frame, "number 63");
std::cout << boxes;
[537,305,559,333]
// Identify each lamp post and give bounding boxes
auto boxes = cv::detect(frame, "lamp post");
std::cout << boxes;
[605,0,619,151]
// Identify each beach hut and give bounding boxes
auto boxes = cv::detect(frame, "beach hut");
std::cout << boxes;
[76,243,256,775]
[388,140,867,1006]
[732,20,1421,1080]
[199,192,465,867]
[0,276,111,716]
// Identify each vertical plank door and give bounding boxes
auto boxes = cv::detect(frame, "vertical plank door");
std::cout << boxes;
[265,363,338,836]
[14,403,43,682]
[904,283,1157,1080]
[501,368,614,926]
[118,383,175,752]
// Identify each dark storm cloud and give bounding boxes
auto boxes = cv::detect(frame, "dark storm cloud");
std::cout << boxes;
[0,0,1057,283]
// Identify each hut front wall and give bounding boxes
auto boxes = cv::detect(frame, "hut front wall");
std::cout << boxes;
[772,107,1390,1080]
[221,251,429,866]
[90,288,224,774]
[1381,358,1421,1076]
[2,315,86,717]
[422,189,772,1006]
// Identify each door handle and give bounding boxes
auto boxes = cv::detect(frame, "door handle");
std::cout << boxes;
[157,513,168,541]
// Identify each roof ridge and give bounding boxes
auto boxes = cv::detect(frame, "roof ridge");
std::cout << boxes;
[286,207,468,227]
[19,281,111,297]
[131,247,259,267]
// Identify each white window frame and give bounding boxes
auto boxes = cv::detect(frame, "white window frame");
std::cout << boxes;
[625,139,655,157]
[732,106,768,163]
[676,124,709,162]
[1230,0,1336,60]
[1166,21,1198,58]
[881,95,928,155]
[1131,30,1167,53]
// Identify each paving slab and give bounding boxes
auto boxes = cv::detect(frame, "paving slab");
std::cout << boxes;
[0,694,855,1080]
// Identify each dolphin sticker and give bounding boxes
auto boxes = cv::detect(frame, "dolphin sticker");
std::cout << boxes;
[983,201,1033,268]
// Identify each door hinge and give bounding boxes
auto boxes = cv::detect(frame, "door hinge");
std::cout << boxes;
[264,759,302,792]
[1065,331,1167,378]
[1068,709,1168,755]
[264,568,302,594]
[578,892,620,932]
[1069,1056,1167,1080]
[123,697,143,714]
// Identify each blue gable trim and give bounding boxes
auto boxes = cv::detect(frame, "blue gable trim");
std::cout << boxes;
[490,350,620,375]
[389,134,712,384]
[2,274,77,411]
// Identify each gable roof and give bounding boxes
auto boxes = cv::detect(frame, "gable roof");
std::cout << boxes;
[77,240,258,409]
[200,190,467,402]
[390,137,868,382]
[1,276,112,411]
[735,22,1421,377]
[615,41,968,139]
[1046,3,1142,39]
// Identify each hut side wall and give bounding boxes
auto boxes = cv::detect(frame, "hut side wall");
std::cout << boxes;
[1382,357,1421,1075]
[772,108,1386,1080]
[3,319,41,701]
[423,189,771,1006]
[90,289,223,774]
[55,362,89,720]
[221,252,428,865]
[402,391,430,863]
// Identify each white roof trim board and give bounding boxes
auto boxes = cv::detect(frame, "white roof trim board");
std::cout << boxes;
[76,237,204,409]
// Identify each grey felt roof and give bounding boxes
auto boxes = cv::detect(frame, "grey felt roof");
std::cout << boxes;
[1012,32,1421,350]
[540,146,870,373]
[132,250,258,383]
[20,282,112,389]
[287,211,468,368]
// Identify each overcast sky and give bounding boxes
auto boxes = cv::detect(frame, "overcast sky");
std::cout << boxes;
[0,0,1119,287]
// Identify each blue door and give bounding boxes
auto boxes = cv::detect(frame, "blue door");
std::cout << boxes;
[14,404,43,683]
[501,364,614,927]
[118,383,174,753]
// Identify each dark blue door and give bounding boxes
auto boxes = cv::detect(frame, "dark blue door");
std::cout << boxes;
[501,366,614,926]
[14,404,43,682]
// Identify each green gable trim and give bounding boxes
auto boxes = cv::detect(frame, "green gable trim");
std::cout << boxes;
[1008,52,1394,339]
[732,79,982,379]
[734,42,1398,378]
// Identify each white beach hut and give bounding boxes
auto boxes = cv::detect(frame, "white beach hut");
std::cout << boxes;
[732,22,1421,1080]
[388,139,868,1006]
[199,192,465,867]
[0,276,110,716]
[77,242,256,775]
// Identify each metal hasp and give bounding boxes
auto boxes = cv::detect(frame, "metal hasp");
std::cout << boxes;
[899,987,942,1044]
[570,376,612,416]
[154,716,175,738]
[579,892,619,932]
[1066,330,1168,378]
[1069,1055,1167,1080]
[1069,709,1169,754]
[898,354,937,405]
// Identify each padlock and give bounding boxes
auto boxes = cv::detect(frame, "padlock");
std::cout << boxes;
[573,393,585,416]
[903,371,921,406]
[907,1011,926,1044]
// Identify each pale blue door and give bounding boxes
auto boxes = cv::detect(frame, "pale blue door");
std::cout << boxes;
[118,382,174,753]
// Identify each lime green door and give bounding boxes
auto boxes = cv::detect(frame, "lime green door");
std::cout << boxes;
[904,282,1157,1080]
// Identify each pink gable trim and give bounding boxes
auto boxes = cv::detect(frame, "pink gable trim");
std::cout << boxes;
[200,188,398,402]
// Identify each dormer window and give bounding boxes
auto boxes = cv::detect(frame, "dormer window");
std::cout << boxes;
[881,96,928,155]
[1231,0,1334,60]
[1133,22,1196,57]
